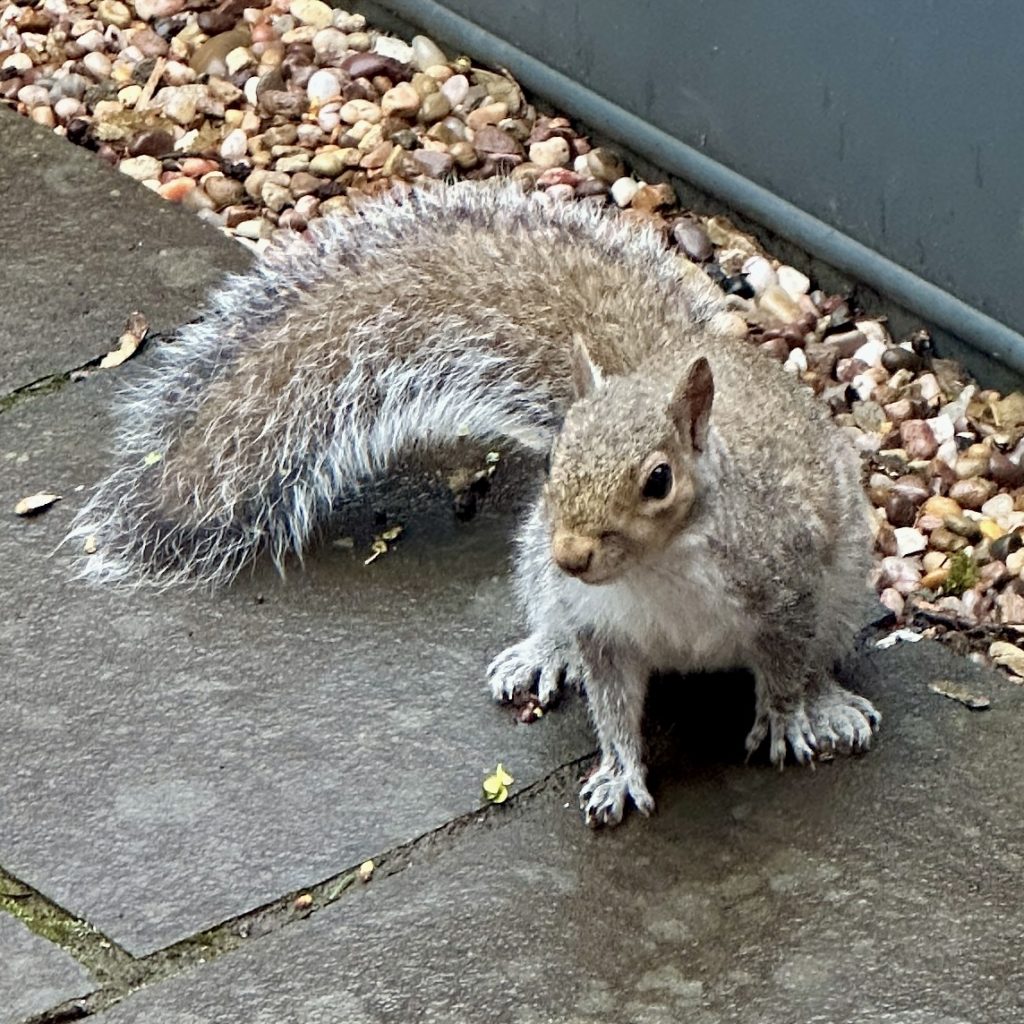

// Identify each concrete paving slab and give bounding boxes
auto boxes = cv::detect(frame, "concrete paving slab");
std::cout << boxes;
[91,640,1024,1024]
[0,369,593,955]
[0,109,250,394]
[0,913,95,1023]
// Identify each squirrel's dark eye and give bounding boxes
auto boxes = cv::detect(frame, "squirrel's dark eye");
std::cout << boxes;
[642,463,673,500]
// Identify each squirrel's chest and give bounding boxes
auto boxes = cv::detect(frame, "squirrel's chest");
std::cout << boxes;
[566,554,752,672]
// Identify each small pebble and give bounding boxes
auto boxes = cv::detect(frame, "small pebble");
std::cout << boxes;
[610,176,639,208]
[529,137,570,169]
[411,35,447,71]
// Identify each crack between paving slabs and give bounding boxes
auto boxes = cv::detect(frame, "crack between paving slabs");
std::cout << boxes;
[0,329,181,418]
[12,751,596,1023]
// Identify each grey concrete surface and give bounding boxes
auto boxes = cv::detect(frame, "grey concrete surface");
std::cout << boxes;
[0,109,249,394]
[0,914,94,1023]
[90,641,1024,1024]
[0,370,593,955]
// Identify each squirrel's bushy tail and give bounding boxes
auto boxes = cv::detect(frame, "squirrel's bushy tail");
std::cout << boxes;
[67,213,560,588]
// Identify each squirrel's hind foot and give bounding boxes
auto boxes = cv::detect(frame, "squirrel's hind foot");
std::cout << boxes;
[746,682,880,768]
[579,759,655,828]
[487,632,587,708]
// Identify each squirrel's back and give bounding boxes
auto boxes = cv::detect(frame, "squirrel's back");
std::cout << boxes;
[68,180,732,587]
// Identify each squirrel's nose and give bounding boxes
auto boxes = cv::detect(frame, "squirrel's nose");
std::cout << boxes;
[552,532,596,577]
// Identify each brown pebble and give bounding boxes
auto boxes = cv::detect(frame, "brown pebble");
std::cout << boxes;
[943,513,982,540]
[990,451,1024,489]
[472,125,522,156]
[259,89,306,118]
[881,347,923,374]
[289,171,326,197]
[203,174,245,208]
[340,52,411,82]
[630,182,675,213]
[672,218,713,261]
[885,492,917,528]
[412,149,453,178]
[900,419,938,460]
[929,527,968,553]
[949,477,998,511]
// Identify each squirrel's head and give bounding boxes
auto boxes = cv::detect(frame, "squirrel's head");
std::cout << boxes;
[544,340,714,586]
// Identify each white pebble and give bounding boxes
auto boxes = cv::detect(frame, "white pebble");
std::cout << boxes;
[17,84,50,107]
[777,265,810,299]
[411,34,447,71]
[307,68,343,103]
[610,176,639,208]
[741,255,777,296]
[225,46,253,75]
[925,414,955,446]
[916,373,942,403]
[573,154,590,175]
[119,155,162,182]
[981,493,1015,520]
[440,73,468,107]
[894,528,928,557]
[372,34,414,63]
[3,53,34,72]
[852,337,887,368]
[220,128,249,162]
[1007,549,1024,576]
[83,51,112,78]
[312,27,349,62]
[53,96,83,121]
[289,0,333,29]
[933,437,957,469]
[856,319,891,347]
[529,137,570,169]
[244,77,260,106]
[783,347,807,374]
[76,29,106,51]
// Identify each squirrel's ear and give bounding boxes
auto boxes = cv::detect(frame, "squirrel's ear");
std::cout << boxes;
[571,336,604,399]
[669,357,714,452]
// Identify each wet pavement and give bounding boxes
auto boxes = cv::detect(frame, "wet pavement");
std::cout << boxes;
[2,105,1023,1024]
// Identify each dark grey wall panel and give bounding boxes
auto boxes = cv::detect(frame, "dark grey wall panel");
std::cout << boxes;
[436,0,1021,328]
[363,0,1024,380]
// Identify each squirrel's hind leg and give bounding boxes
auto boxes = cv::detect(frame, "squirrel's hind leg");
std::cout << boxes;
[747,642,880,767]
[487,631,586,707]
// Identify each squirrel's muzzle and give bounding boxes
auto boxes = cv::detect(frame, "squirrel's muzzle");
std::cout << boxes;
[552,532,595,577]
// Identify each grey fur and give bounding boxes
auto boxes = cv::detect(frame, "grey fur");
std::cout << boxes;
[69,179,879,826]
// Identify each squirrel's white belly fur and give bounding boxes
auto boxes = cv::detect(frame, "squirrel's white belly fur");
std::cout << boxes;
[558,536,751,674]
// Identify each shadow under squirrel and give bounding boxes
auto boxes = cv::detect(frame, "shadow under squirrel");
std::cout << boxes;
[69,180,880,827]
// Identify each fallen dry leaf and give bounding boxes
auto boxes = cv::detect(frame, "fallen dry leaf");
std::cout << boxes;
[482,763,514,804]
[100,311,149,369]
[928,680,991,710]
[15,492,61,516]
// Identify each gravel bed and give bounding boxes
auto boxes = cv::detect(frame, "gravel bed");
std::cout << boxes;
[3,0,1024,676]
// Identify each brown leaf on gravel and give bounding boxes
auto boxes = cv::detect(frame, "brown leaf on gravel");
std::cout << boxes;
[928,680,991,710]
[100,312,149,369]
[14,493,62,516]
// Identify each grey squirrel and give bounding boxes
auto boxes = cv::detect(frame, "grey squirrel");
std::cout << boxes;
[69,179,880,826]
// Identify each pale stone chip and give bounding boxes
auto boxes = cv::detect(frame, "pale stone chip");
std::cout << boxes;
[15,492,62,516]
[928,680,991,710]
[988,641,1024,679]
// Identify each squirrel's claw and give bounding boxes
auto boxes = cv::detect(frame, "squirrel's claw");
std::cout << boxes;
[579,764,655,828]
[487,633,585,708]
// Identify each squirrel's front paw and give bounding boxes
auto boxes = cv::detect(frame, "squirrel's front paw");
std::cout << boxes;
[579,763,655,828]
[746,684,881,767]
[487,633,586,708]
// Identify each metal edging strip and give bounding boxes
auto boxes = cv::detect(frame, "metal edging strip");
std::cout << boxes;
[364,0,1024,377]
